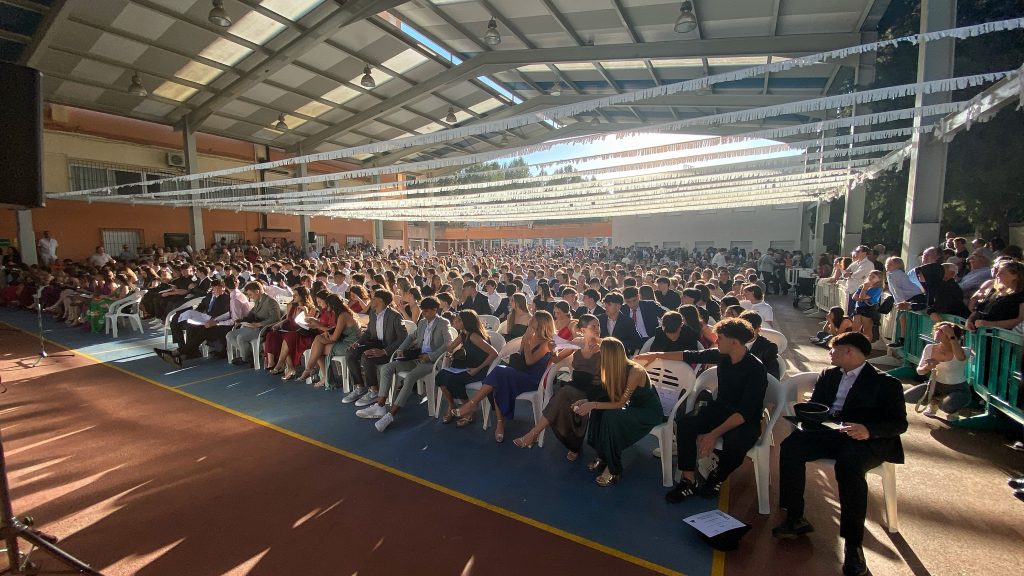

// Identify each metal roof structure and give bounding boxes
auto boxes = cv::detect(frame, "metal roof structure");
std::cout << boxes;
[10,0,889,165]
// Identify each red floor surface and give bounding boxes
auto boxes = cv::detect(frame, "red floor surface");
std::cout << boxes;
[0,330,665,576]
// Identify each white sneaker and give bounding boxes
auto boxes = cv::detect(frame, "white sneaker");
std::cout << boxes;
[356,403,387,419]
[355,390,379,407]
[923,406,938,418]
[375,412,394,432]
[342,387,366,404]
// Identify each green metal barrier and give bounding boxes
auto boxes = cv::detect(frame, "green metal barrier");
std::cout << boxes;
[957,327,1024,429]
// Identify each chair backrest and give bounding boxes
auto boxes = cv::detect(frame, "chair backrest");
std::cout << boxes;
[486,330,506,353]
[685,367,719,412]
[479,314,501,331]
[175,296,205,315]
[639,337,655,354]
[761,328,789,353]
[646,360,697,418]
[401,319,417,334]
[109,290,144,313]
[497,320,507,334]
[759,374,786,446]
[448,326,458,341]
[782,371,821,405]
[496,336,522,359]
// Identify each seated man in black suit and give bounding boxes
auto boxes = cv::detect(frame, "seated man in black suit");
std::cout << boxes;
[574,288,604,319]
[738,310,781,379]
[622,286,664,342]
[654,276,681,311]
[597,292,642,354]
[773,332,907,576]
[154,278,231,367]
[458,280,493,316]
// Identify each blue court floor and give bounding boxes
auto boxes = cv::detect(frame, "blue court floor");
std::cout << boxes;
[1,308,723,576]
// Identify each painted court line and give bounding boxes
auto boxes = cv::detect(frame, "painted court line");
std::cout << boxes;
[3,321,721,576]
[172,368,252,389]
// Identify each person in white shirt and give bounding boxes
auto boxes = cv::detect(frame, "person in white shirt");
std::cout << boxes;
[842,245,874,314]
[329,271,349,297]
[37,231,57,266]
[711,248,728,268]
[483,279,502,313]
[87,246,114,268]
[741,284,775,329]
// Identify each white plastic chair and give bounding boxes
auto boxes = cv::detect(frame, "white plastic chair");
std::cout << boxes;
[401,319,417,335]
[645,360,698,486]
[434,330,506,420]
[638,336,656,354]
[683,367,787,514]
[761,328,789,353]
[816,460,899,532]
[479,314,500,331]
[104,290,145,338]
[163,297,205,349]
[782,371,820,416]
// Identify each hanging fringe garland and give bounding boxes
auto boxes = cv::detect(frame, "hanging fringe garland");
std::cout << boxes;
[54,18,1024,198]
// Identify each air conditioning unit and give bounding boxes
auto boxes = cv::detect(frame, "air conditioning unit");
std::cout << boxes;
[166,152,186,168]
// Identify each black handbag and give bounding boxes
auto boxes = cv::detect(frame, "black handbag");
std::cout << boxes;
[507,352,528,372]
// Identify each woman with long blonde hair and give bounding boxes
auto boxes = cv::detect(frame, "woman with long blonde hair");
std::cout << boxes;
[455,311,556,442]
[504,292,532,339]
[573,337,662,486]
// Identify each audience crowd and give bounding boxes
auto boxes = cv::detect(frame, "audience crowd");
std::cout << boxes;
[2,230,1022,576]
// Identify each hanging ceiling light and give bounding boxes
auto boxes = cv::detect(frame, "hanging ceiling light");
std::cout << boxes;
[483,17,501,46]
[674,1,697,34]
[360,64,375,88]
[590,114,600,125]
[209,0,231,27]
[499,133,510,146]
[127,72,147,97]
[445,105,457,123]
[273,114,288,131]
[550,81,562,96]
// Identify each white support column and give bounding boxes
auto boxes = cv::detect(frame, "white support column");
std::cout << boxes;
[428,222,436,251]
[296,157,311,248]
[16,210,38,265]
[181,118,205,252]
[902,0,956,263]
[842,41,875,253]
[813,199,828,256]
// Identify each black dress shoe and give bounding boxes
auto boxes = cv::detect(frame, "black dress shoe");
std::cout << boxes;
[210,350,227,359]
[1015,489,1024,503]
[1008,477,1024,490]
[231,357,249,366]
[771,517,814,539]
[842,544,868,576]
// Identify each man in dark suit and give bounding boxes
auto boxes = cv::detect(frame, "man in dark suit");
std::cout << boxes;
[574,288,605,319]
[154,278,231,366]
[623,286,664,341]
[654,277,681,311]
[342,289,408,407]
[597,292,642,354]
[739,311,781,379]
[457,280,493,316]
[773,332,907,576]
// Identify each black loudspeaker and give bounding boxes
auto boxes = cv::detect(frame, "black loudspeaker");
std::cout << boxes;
[823,222,841,249]
[0,62,43,209]
[307,231,316,243]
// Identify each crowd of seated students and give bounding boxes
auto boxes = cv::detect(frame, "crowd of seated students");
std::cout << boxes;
[5,235,1023,576]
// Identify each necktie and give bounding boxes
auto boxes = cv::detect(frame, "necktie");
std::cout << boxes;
[207,297,215,314]
[631,307,638,322]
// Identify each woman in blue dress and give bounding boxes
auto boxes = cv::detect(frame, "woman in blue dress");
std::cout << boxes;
[454,311,555,442]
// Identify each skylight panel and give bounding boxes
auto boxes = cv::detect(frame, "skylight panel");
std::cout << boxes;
[176,60,222,85]
[381,49,428,74]
[295,100,333,118]
[154,81,199,102]
[322,85,359,105]
[707,57,769,66]
[229,11,286,45]
[650,58,704,68]
[260,0,323,21]
[200,37,252,66]
[416,122,446,134]
[469,98,503,114]
[599,60,648,70]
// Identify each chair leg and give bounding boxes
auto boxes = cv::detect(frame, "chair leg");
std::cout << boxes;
[251,340,262,370]
[533,400,545,448]
[754,448,771,514]
[130,315,142,333]
[660,427,674,487]
[481,401,491,430]
[881,463,899,533]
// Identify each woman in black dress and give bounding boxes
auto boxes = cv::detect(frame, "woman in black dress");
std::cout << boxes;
[966,260,1023,331]
[436,310,499,426]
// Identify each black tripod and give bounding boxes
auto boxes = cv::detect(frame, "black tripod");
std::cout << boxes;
[0,386,102,574]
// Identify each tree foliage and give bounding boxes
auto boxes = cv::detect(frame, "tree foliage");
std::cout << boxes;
[861,0,1024,247]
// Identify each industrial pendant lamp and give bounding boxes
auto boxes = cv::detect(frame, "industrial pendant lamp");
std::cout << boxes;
[273,114,288,130]
[128,72,147,97]
[483,18,501,46]
[674,1,697,33]
[445,105,457,123]
[360,64,375,88]
[209,0,232,27]
[550,81,562,96]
